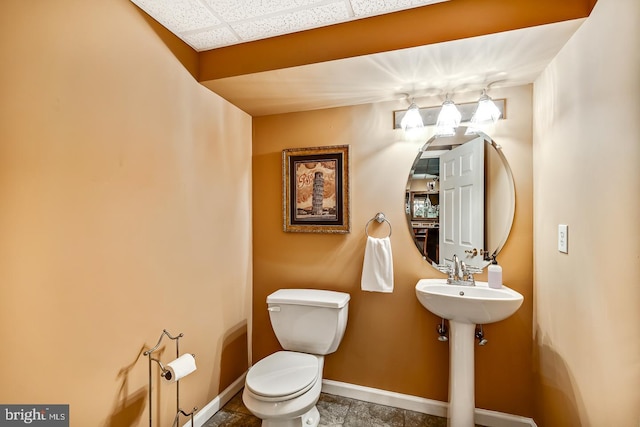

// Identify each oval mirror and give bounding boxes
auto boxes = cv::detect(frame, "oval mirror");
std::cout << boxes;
[405,126,515,270]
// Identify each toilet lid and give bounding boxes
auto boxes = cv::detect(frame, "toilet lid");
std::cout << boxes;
[246,351,319,399]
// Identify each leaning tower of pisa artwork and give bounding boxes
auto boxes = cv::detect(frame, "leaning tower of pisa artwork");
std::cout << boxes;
[312,171,324,216]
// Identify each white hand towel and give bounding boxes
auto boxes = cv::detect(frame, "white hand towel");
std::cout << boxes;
[361,236,394,293]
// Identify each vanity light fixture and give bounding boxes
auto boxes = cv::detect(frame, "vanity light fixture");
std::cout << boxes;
[392,97,505,132]
[435,95,462,137]
[470,89,502,126]
[400,99,424,131]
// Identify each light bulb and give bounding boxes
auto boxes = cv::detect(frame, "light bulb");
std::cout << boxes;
[400,102,424,131]
[470,91,501,126]
[435,99,461,136]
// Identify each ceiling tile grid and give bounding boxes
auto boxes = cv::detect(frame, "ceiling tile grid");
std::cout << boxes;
[350,0,438,16]
[181,27,240,50]
[205,0,331,22]
[230,3,352,41]
[132,0,220,33]
[131,0,447,51]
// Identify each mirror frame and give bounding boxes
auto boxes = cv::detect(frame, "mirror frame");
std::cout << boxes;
[405,127,516,269]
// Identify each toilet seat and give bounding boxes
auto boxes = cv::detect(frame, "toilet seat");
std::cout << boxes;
[246,351,319,401]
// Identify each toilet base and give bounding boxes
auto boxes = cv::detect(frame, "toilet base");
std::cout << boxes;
[262,406,320,427]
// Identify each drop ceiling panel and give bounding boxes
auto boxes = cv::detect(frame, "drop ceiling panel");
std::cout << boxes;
[350,0,438,16]
[230,3,352,41]
[205,0,332,22]
[133,0,221,32]
[130,0,447,51]
[182,27,239,49]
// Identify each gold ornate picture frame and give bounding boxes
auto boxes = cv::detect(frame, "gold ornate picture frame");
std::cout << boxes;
[282,145,350,233]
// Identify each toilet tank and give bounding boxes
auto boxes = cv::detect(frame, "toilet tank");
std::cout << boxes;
[267,289,350,355]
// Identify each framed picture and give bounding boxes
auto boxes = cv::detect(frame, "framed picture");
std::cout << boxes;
[282,145,350,233]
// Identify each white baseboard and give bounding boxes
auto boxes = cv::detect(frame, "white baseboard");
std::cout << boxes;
[181,372,246,427]
[322,379,537,427]
[322,379,448,418]
[185,374,536,427]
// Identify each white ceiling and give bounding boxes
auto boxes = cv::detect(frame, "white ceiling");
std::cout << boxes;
[202,19,585,116]
[130,0,448,51]
[131,0,586,116]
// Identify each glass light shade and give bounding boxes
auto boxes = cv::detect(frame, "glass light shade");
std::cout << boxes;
[435,100,461,136]
[400,103,424,131]
[470,94,502,126]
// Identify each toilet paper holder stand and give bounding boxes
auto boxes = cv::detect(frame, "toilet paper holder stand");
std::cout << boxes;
[144,329,197,427]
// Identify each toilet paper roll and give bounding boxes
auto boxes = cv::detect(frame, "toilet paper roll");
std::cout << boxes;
[164,354,196,382]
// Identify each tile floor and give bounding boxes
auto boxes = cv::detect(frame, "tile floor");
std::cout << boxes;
[203,389,476,427]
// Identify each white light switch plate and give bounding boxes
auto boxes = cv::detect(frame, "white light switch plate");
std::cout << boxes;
[558,224,568,253]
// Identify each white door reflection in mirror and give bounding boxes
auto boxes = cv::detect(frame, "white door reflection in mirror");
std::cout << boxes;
[405,127,515,271]
[440,137,485,268]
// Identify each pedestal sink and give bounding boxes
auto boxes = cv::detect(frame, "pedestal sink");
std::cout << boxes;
[415,279,524,427]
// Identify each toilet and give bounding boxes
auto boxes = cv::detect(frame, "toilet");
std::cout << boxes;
[243,288,350,427]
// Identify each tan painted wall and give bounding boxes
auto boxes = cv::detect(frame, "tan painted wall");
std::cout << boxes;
[0,1,252,426]
[253,85,535,416]
[532,0,640,425]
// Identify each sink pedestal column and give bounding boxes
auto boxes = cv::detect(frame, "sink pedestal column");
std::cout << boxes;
[448,321,476,427]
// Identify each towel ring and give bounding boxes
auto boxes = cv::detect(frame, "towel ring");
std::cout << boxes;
[365,212,392,238]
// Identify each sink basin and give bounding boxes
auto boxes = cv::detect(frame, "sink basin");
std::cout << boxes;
[415,278,524,324]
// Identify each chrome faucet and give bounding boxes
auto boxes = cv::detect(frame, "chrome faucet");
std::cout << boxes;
[447,254,476,286]
[451,254,462,282]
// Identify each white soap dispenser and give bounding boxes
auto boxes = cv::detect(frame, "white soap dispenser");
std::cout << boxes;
[488,256,503,289]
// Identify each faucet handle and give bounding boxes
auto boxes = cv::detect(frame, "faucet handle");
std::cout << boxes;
[460,262,481,285]
[464,265,483,275]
